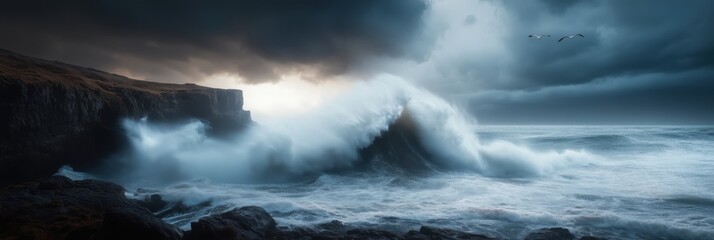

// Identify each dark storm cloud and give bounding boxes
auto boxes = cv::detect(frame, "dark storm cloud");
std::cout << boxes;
[0,0,433,83]
[498,0,714,89]
[467,69,714,124]
[458,0,714,123]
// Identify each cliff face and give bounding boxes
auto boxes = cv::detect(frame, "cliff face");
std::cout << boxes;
[0,49,252,185]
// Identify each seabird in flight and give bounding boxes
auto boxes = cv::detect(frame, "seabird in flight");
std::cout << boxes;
[528,34,551,39]
[558,34,584,42]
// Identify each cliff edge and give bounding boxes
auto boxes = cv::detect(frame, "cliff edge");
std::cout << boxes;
[0,49,252,185]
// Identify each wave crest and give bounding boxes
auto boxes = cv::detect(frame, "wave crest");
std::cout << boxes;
[108,75,595,183]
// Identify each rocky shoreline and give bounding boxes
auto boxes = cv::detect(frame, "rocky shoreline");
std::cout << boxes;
[0,176,606,240]
[0,49,609,239]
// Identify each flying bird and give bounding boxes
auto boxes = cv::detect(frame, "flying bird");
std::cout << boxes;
[528,34,551,39]
[558,34,584,42]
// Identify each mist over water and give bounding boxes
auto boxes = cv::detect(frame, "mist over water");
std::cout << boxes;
[59,76,714,239]
[111,75,592,184]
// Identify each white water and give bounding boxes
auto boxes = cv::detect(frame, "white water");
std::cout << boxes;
[111,75,592,183]
[107,126,714,240]
[59,76,714,239]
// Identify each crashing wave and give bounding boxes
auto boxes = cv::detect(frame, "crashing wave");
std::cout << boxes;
[103,75,594,184]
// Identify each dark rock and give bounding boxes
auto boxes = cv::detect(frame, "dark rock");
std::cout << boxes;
[278,227,334,240]
[0,49,252,186]
[525,227,575,240]
[316,220,345,233]
[278,224,496,240]
[358,109,436,174]
[278,220,345,240]
[578,237,607,240]
[277,219,403,240]
[344,228,401,240]
[135,194,169,213]
[0,176,602,240]
[403,226,495,240]
[0,176,182,240]
[184,206,278,240]
[404,230,428,240]
[97,208,183,240]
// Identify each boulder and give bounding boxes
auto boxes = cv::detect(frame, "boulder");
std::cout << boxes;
[0,176,182,240]
[403,226,495,240]
[578,237,607,240]
[184,206,278,240]
[135,194,169,213]
[524,227,575,240]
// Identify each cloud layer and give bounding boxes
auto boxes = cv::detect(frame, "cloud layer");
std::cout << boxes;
[0,0,433,83]
[1,0,713,123]
[386,0,714,123]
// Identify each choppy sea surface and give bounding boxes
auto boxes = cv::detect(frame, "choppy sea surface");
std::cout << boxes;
[118,125,714,240]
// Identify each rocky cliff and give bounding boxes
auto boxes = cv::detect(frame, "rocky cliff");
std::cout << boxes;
[0,49,252,185]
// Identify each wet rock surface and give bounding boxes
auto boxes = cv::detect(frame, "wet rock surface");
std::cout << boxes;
[135,194,169,213]
[0,177,609,240]
[271,219,497,240]
[578,236,607,240]
[184,206,279,240]
[524,227,575,240]
[0,176,182,240]
[403,226,495,240]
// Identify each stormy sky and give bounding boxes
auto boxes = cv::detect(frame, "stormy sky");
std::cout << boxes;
[1,0,713,124]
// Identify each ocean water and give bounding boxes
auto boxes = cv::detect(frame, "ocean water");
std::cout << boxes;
[114,125,714,240]
[60,76,714,239]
